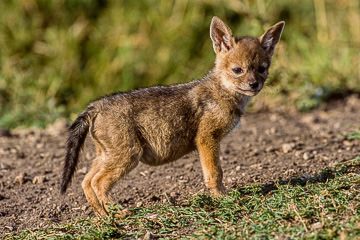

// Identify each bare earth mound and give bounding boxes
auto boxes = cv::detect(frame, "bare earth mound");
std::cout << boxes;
[0,95,359,234]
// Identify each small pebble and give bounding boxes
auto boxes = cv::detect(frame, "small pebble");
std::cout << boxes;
[265,146,274,152]
[78,167,88,174]
[4,226,13,231]
[343,140,353,147]
[312,222,322,230]
[282,143,295,153]
[14,173,25,185]
[0,162,12,170]
[270,114,278,122]
[303,152,311,160]
[32,175,46,184]
[303,174,311,180]
[140,171,148,177]
[265,127,276,135]
[143,231,153,240]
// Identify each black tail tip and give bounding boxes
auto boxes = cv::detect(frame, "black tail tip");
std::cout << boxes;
[60,183,67,195]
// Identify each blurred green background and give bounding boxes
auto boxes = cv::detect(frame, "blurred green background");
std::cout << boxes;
[0,0,359,128]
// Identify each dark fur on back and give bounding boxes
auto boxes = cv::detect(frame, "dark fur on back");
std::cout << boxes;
[60,107,94,194]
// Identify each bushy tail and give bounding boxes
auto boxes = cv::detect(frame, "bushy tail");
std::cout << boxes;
[60,107,94,194]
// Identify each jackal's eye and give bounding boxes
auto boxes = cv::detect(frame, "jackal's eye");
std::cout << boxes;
[232,67,243,74]
[258,66,266,73]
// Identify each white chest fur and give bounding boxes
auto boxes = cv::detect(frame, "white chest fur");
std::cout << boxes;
[232,95,251,131]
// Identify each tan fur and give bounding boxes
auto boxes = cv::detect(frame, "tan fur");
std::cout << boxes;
[61,16,285,217]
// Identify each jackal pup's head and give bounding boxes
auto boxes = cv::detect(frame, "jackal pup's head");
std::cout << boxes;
[210,17,285,96]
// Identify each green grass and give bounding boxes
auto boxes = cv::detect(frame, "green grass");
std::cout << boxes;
[345,128,360,140]
[0,0,360,128]
[4,157,359,239]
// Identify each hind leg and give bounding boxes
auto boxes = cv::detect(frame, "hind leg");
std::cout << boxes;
[82,140,110,216]
[90,147,142,216]
[82,155,104,216]
[85,114,143,216]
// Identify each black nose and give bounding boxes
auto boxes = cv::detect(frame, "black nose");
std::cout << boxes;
[249,81,259,90]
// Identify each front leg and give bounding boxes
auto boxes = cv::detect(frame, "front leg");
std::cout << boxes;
[196,136,226,197]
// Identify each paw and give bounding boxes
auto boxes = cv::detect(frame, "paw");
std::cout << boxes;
[114,208,132,219]
[209,185,227,197]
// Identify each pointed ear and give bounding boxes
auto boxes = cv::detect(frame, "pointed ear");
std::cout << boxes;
[259,21,285,56]
[210,16,235,54]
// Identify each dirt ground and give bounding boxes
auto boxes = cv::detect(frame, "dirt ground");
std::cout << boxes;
[0,94,359,234]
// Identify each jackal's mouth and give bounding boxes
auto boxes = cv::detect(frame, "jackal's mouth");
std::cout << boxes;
[237,87,260,95]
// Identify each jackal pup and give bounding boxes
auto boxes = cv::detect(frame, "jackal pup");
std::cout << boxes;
[61,17,285,216]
